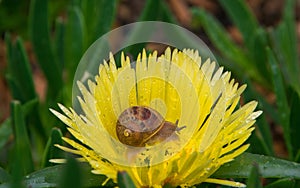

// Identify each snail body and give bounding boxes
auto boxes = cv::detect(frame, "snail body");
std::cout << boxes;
[116,106,179,147]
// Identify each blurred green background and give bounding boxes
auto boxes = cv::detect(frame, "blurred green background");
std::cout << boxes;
[0,0,300,187]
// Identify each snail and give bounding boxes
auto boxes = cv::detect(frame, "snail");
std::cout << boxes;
[116,106,183,147]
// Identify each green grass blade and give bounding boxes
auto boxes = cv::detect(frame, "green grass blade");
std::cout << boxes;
[213,152,300,179]
[123,0,162,57]
[251,116,274,156]
[140,0,176,23]
[5,34,36,103]
[243,78,280,125]
[282,0,299,76]
[0,164,113,188]
[58,158,82,188]
[41,128,63,167]
[264,178,296,188]
[64,5,85,81]
[247,121,273,157]
[191,8,242,61]
[139,0,161,21]
[218,0,270,81]
[81,0,117,46]
[29,0,62,97]
[4,34,47,140]
[290,90,300,160]
[296,150,300,163]
[271,0,299,94]
[0,118,12,151]
[118,171,136,188]
[21,98,39,116]
[267,47,292,158]
[22,98,47,142]
[159,0,177,23]
[244,81,274,156]
[0,167,10,184]
[246,165,263,188]
[11,101,34,175]
[218,0,258,46]
[249,28,270,83]
[122,0,178,58]
[54,18,65,68]
[191,8,265,85]
[272,23,300,94]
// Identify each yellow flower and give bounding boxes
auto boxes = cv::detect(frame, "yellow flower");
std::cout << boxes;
[51,48,262,187]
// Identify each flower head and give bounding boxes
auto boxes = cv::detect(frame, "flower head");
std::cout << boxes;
[51,48,262,187]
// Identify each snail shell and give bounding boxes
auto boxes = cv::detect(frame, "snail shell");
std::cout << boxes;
[116,106,178,147]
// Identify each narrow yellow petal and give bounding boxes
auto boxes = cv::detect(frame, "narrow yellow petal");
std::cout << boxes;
[204,178,246,187]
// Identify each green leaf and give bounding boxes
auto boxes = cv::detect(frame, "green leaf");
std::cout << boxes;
[252,115,274,155]
[282,0,299,90]
[21,97,47,143]
[4,34,46,140]
[124,0,162,58]
[5,35,46,140]
[244,80,274,156]
[163,183,177,188]
[21,98,39,117]
[118,171,136,188]
[139,0,160,21]
[159,0,177,23]
[191,8,264,85]
[41,128,63,167]
[5,34,36,103]
[140,0,177,23]
[290,90,300,159]
[0,118,12,151]
[271,0,299,94]
[122,0,178,59]
[218,0,258,46]
[267,47,292,158]
[10,101,34,175]
[217,0,271,83]
[191,8,240,61]
[54,18,65,68]
[295,150,300,163]
[249,28,270,84]
[29,0,62,98]
[0,167,10,184]
[64,5,85,82]
[8,101,33,188]
[213,152,300,179]
[242,77,280,125]
[264,178,296,188]
[58,158,82,188]
[81,0,117,46]
[246,165,262,188]
[0,164,113,188]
